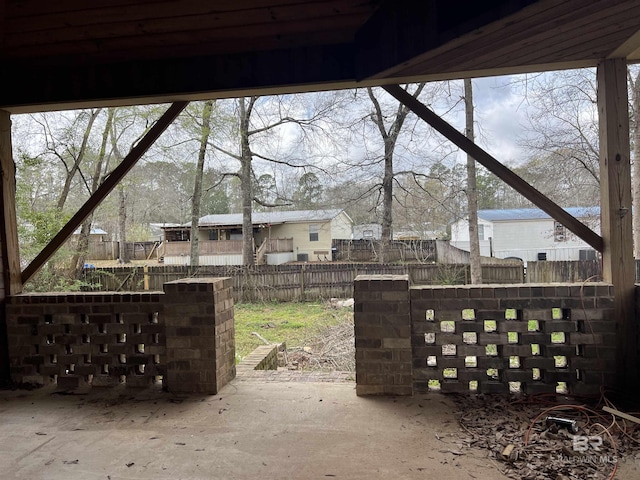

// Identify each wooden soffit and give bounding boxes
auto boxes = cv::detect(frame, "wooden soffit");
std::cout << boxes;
[1,0,640,112]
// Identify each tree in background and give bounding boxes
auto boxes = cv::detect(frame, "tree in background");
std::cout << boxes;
[188,100,214,269]
[365,84,425,262]
[464,78,482,284]
[293,171,323,209]
[208,94,341,265]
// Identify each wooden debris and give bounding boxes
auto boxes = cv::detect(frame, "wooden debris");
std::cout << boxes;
[603,405,640,425]
[451,394,639,480]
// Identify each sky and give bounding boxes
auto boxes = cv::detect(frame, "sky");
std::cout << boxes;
[472,75,532,164]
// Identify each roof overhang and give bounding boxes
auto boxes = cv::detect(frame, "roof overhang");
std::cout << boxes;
[2,0,640,113]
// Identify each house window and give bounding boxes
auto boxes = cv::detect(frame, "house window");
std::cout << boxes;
[478,224,485,241]
[363,229,374,239]
[309,224,319,242]
[208,229,219,241]
[554,221,566,242]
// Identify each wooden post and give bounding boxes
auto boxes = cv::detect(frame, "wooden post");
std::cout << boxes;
[0,110,23,383]
[597,58,637,388]
[0,111,22,296]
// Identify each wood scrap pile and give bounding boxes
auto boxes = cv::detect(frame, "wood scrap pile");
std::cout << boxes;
[450,394,640,480]
[284,320,355,372]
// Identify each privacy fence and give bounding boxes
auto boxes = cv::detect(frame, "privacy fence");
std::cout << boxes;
[83,263,525,302]
[87,241,158,261]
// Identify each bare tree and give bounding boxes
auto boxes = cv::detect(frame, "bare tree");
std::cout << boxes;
[209,94,339,265]
[366,84,425,262]
[71,108,116,277]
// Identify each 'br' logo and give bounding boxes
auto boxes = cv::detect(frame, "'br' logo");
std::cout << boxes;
[572,435,603,452]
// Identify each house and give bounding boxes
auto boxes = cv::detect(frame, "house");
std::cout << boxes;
[160,209,353,265]
[352,224,382,240]
[450,207,600,262]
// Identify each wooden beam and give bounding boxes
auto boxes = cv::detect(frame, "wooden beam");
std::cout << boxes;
[608,28,640,59]
[382,84,603,252]
[355,0,539,81]
[0,111,22,295]
[597,58,637,388]
[21,101,188,284]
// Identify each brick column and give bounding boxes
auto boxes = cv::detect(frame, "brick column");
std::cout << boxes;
[354,274,412,396]
[163,277,235,394]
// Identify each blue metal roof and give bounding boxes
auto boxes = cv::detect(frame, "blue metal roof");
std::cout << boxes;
[477,207,600,222]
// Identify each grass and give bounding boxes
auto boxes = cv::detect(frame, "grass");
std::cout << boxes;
[233,301,352,361]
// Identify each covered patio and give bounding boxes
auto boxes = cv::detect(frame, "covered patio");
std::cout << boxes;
[2,0,640,477]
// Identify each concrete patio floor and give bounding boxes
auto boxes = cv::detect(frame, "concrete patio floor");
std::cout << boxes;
[0,378,504,480]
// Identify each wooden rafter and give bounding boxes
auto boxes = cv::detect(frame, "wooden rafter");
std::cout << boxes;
[21,101,189,284]
[382,84,604,252]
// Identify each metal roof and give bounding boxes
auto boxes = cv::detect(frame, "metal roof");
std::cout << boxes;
[477,207,601,222]
[193,209,346,228]
[72,227,107,235]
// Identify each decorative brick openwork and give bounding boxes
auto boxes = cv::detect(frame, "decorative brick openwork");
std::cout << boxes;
[412,284,615,396]
[354,276,616,396]
[6,277,236,393]
[6,292,165,389]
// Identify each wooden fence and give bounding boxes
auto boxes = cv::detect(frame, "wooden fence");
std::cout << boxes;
[82,262,524,302]
[525,260,602,283]
[87,241,157,261]
[332,239,437,263]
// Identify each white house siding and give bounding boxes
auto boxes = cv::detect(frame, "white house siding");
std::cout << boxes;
[164,254,243,266]
[492,219,554,251]
[450,218,494,242]
[450,213,600,263]
[494,247,585,262]
[266,252,295,265]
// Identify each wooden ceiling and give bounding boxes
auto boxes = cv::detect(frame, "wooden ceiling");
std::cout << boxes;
[2,0,640,112]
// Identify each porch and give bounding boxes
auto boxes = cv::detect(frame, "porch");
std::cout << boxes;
[158,238,294,266]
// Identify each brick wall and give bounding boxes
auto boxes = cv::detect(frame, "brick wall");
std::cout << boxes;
[6,277,236,393]
[354,276,616,396]
[6,292,165,389]
[354,275,412,396]
[236,343,283,376]
[163,277,235,394]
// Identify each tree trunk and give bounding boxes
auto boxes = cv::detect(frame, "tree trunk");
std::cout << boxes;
[464,78,483,284]
[239,98,256,266]
[118,184,129,262]
[380,142,394,263]
[72,108,115,278]
[190,100,214,268]
[631,70,640,258]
